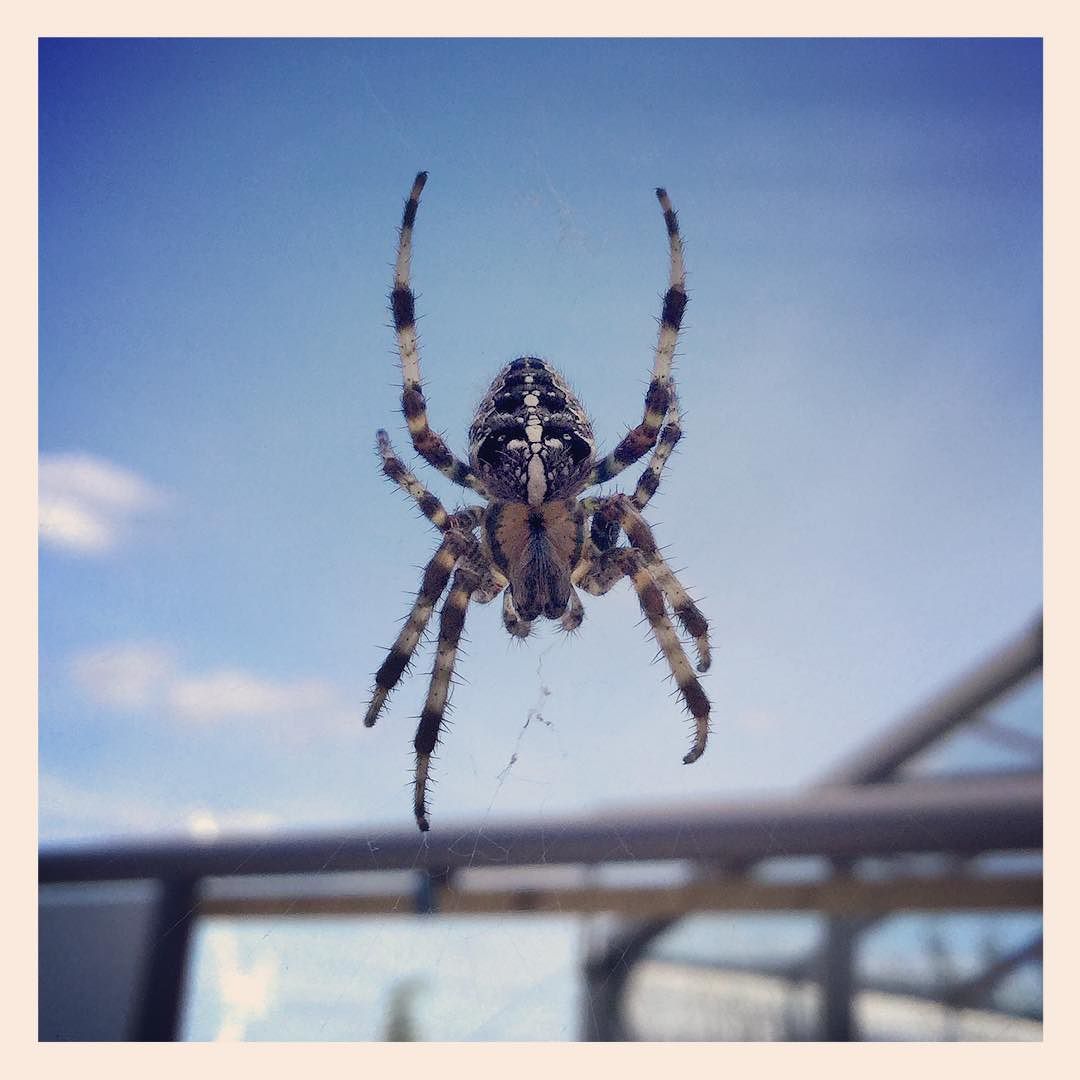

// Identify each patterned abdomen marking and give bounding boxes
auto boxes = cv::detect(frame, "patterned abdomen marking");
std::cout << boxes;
[469,357,596,504]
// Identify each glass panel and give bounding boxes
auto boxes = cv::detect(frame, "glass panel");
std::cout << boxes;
[182,914,582,1041]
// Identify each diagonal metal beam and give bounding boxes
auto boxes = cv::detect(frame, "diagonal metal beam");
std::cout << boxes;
[582,615,1043,1040]
[943,933,1043,1009]
[816,616,1042,787]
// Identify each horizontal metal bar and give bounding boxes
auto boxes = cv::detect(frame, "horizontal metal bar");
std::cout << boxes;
[40,771,1042,884]
[198,873,1041,919]
[635,957,1043,1024]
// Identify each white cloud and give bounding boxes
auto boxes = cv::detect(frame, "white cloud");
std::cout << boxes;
[69,643,176,710]
[169,671,337,723]
[67,641,361,733]
[37,499,115,553]
[39,452,169,555]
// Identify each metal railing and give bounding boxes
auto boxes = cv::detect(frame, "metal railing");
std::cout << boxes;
[39,615,1043,1041]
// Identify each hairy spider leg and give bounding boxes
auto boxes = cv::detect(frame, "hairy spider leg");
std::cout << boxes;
[364,532,468,728]
[501,588,532,638]
[413,564,481,830]
[632,394,683,511]
[585,394,684,553]
[587,187,687,486]
[593,494,711,672]
[571,544,623,594]
[471,562,508,605]
[560,588,585,632]
[448,505,488,532]
[391,172,491,497]
[376,429,453,531]
[377,430,487,534]
[579,546,710,765]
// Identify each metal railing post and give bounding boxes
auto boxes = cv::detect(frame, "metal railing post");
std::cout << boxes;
[130,877,200,1041]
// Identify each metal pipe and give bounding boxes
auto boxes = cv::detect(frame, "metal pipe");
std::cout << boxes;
[40,771,1042,885]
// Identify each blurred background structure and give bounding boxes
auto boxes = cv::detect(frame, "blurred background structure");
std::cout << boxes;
[39,38,1042,1041]
[39,616,1042,1040]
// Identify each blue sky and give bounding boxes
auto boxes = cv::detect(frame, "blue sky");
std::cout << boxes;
[39,38,1042,1037]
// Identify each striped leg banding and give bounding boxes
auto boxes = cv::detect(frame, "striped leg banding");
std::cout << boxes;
[632,394,684,511]
[587,187,687,487]
[376,429,451,531]
[413,565,480,830]
[390,172,491,497]
[595,495,711,672]
[618,547,710,765]
[364,533,467,728]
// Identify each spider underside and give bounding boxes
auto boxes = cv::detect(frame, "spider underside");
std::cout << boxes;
[366,172,712,831]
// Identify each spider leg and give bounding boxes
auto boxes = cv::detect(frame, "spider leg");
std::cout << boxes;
[377,430,455,531]
[584,396,683,553]
[448,505,487,532]
[560,587,584,633]
[364,532,468,728]
[631,392,683,512]
[644,555,711,673]
[413,563,481,831]
[391,173,492,498]
[586,187,687,486]
[472,564,508,605]
[576,546,627,598]
[592,494,711,672]
[502,588,532,639]
[615,546,710,765]
[377,430,485,534]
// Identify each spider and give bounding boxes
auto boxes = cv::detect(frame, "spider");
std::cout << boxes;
[366,172,712,831]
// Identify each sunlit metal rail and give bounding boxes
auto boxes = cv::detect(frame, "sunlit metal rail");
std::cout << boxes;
[38,770,1040,885]
[199,871,1040,920]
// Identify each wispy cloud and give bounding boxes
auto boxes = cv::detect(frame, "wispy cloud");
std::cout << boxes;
[68,641,360,734]
[170,670,337,723]
[39,452,170,555]
[39,772,280,843]
[69,643,176,710]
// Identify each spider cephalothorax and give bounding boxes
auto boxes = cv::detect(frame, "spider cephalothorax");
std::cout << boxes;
[366,172,712,831]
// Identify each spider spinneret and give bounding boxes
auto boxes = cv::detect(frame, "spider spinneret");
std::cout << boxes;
[366,172,712,831]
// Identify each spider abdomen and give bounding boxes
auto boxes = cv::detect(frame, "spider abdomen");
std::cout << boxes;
[469,356,596,504]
